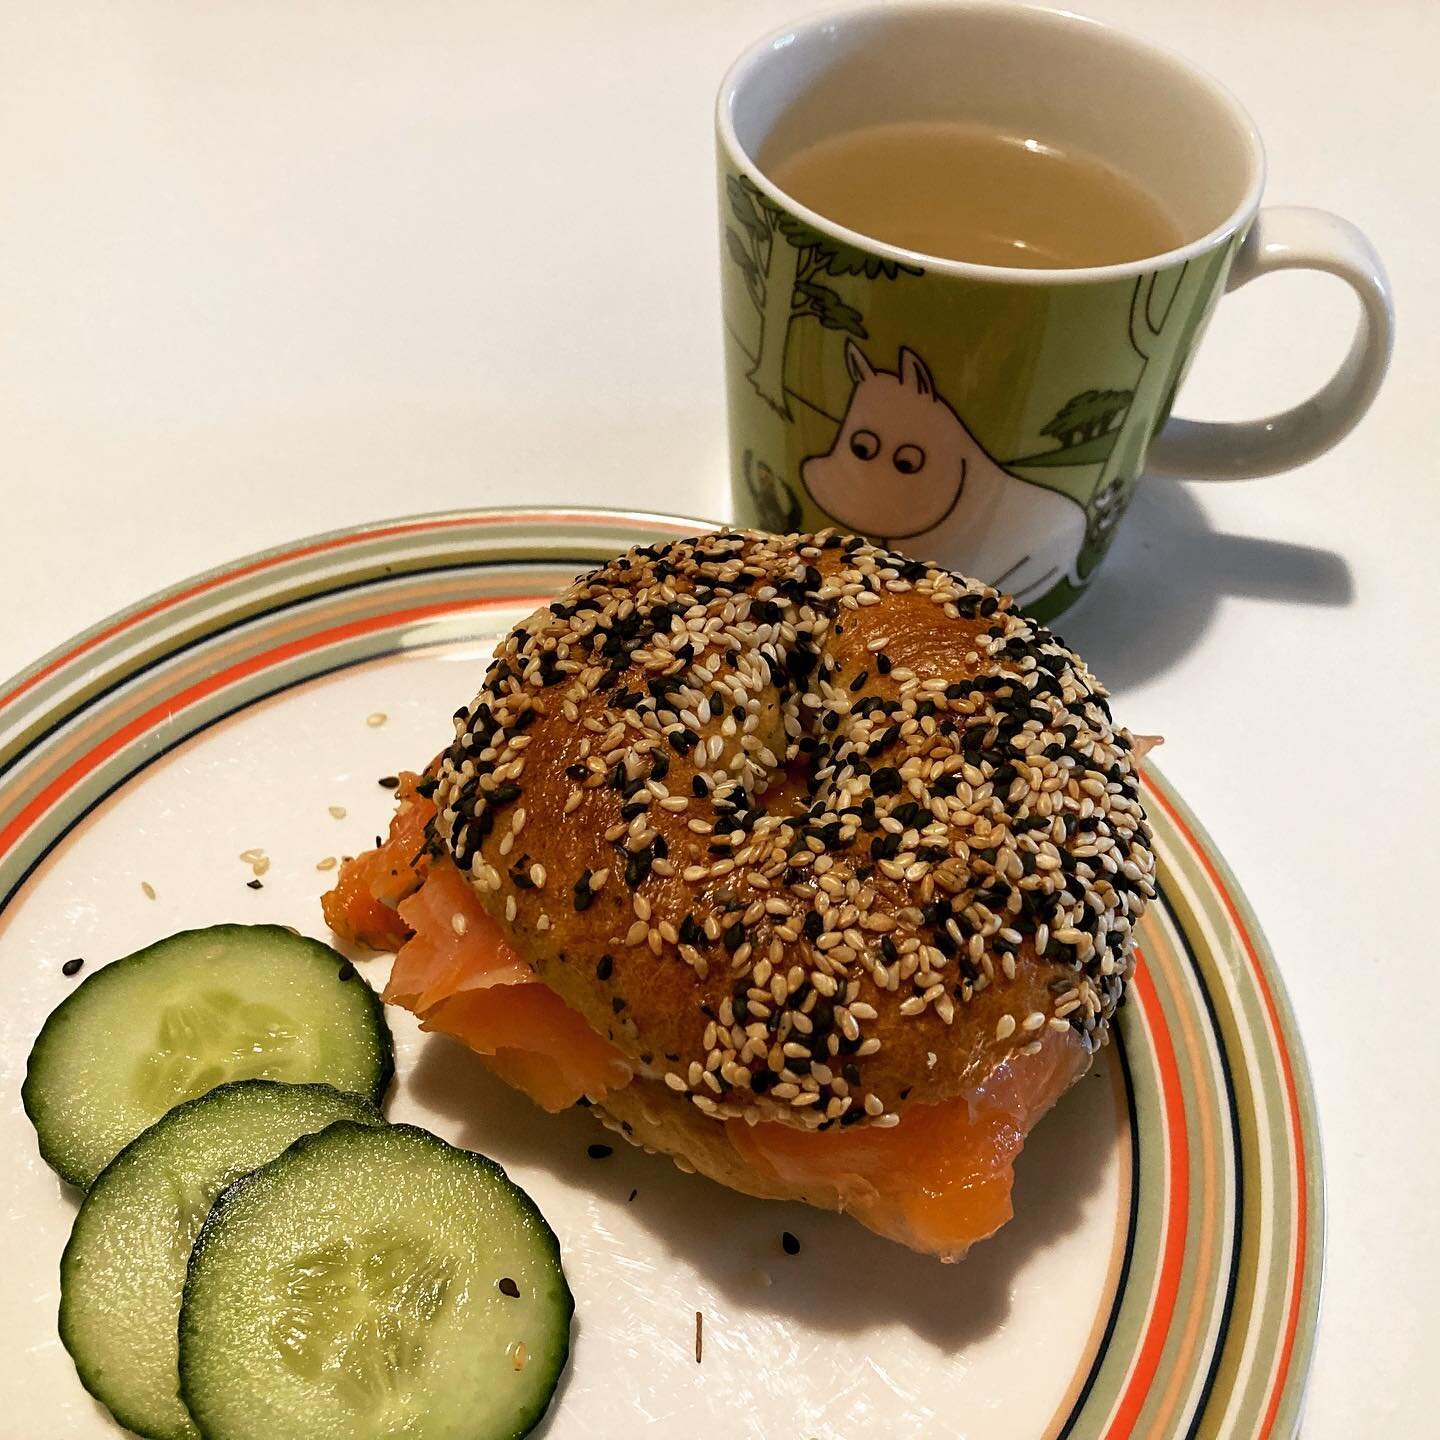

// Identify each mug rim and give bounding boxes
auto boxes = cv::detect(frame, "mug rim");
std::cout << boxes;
[715,0,1268,286]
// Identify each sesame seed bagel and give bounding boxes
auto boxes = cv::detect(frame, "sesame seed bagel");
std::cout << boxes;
[434,529,1155,1136]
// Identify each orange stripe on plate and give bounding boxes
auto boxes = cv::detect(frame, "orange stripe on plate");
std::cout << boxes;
[0,596,494,862]
[1104,952,1189,1440]
[1143,780,1307,1440]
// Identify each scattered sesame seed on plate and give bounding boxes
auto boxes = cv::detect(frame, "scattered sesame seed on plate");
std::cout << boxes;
[140,881,156,900]
[328,805,347,819]
[315,856,337,872]
[366,712,387,728]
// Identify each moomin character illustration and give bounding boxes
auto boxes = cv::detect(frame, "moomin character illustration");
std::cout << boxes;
[801,341,1087,605]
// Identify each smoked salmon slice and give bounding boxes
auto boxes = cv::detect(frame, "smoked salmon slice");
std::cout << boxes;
[323,775,631,1110]
[729,1030,1088,1259]
[320,771,434,950]
[387,857,633,1110]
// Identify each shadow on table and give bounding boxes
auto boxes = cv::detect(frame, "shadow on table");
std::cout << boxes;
[408,1033,1119,1355]
[1059,477,1354,691]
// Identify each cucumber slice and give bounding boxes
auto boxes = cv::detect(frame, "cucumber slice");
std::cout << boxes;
[23,924,393,1187]
[180,1122,573,1440]
[60,1081,385,1440]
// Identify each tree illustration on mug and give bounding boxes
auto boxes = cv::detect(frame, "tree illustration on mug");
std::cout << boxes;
[1039,389,1134,451]
[724,173,921,419]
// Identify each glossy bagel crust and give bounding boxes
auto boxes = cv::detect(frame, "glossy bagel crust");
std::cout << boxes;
[432,531,1155,1134]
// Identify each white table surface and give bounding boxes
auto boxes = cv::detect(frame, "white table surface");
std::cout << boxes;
[2,2,1434,1434]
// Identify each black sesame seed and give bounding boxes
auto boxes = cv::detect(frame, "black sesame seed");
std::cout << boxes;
[781,1231,801,1255]
[596,954,614,981]
[870,766,902,796]
[246,879,263,891]
[377,775,400,790]
[61,957,84,977]
[337,962,356,982]
[587,1143,614,1160]
[497,1277,520,1298]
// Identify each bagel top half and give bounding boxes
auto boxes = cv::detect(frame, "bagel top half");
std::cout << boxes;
[432,530,1155,1133]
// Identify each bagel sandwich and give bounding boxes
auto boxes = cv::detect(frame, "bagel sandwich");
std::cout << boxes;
[324,529,1156,1258]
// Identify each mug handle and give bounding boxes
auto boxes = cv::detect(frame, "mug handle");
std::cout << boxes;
[1145,206,1394,480]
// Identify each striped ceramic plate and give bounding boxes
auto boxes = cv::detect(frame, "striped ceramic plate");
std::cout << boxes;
[0,508,1320,1438]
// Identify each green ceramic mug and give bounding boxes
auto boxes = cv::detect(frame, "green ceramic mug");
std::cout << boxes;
[716,1,1393,619]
